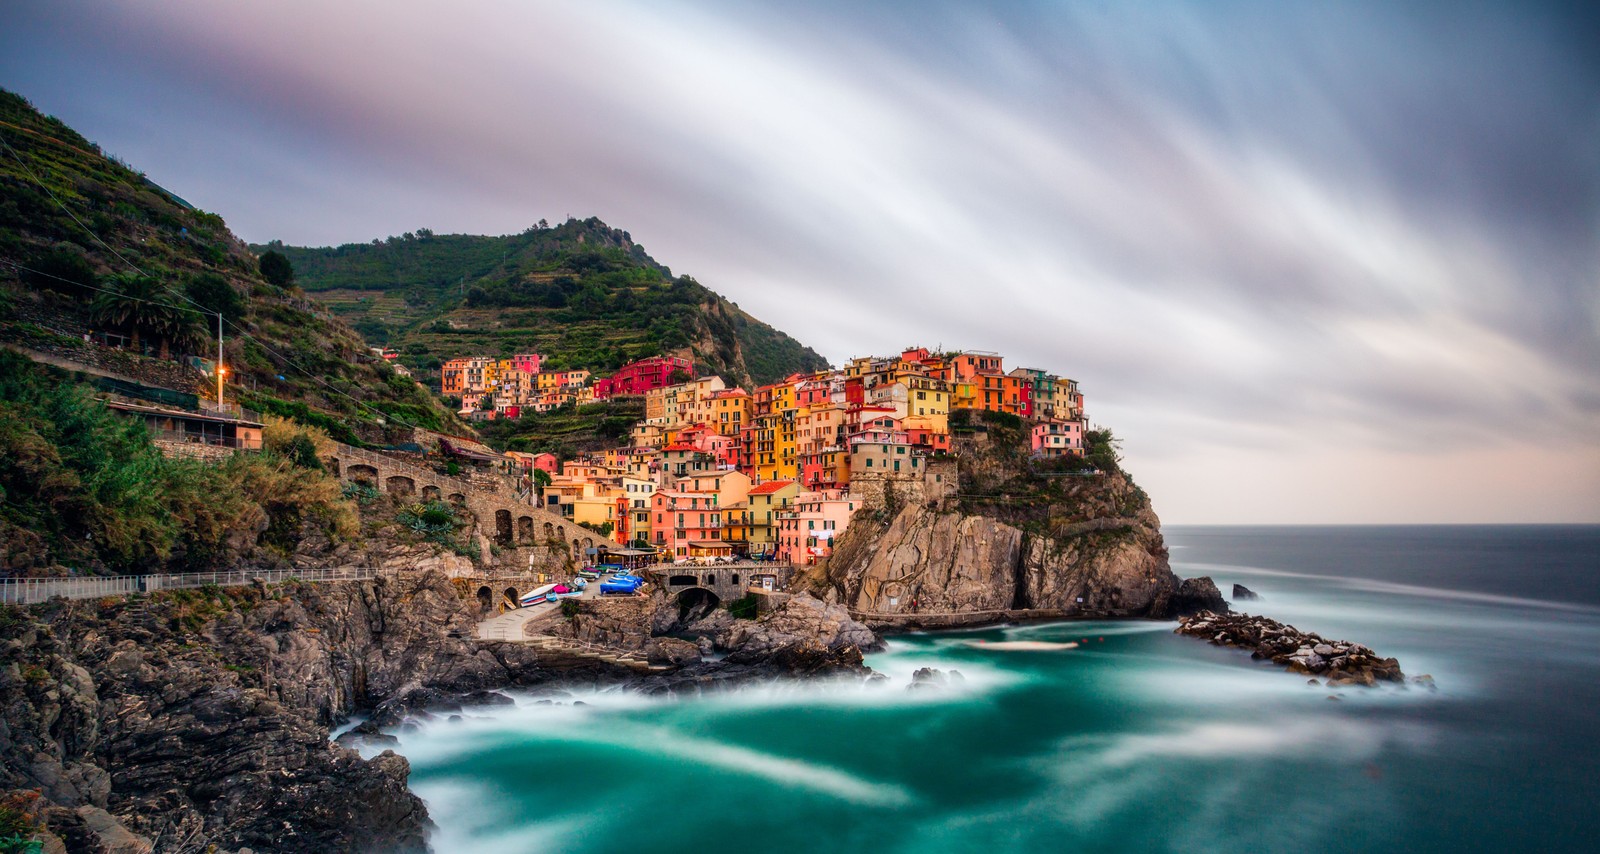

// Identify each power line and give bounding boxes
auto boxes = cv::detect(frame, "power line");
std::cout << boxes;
[0,131,153,280]
[0,259,211,317]
[0,129,430,432]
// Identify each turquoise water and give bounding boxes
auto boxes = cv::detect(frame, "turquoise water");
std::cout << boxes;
[372,526,1600,853]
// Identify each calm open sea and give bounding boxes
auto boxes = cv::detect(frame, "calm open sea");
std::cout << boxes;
[369,525,1600,853]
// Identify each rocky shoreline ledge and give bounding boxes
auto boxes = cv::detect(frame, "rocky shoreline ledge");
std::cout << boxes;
[1176,611,1413,687]
[0,572,874,854]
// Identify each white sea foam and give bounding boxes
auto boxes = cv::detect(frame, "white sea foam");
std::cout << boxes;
[1177,560,1600,615]
[1082,718,1433,766]
[414,778,589,854]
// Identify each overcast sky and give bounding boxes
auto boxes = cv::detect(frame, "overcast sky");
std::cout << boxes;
[3,0,1597,523]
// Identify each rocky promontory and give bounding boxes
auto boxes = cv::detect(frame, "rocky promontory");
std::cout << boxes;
[813,470,1225,623]
[1176,611,1405,686]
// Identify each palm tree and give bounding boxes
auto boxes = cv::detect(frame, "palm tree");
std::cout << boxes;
[91,272,207,359]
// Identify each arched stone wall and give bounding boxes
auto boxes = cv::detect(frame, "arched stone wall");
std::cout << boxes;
[386,475,415,496]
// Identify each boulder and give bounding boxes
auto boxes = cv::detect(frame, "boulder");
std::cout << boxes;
[1173,577,1229,616]
[645,637,702,667]
[1231,584,1261,601]
[718,593,881,657]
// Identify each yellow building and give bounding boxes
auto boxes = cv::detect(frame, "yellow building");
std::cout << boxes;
[745,479,799,556]
[710,389,751,436]
[903,375,951,435]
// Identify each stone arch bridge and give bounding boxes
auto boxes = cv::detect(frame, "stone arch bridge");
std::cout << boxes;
[646,564,796,610]
[325,443,597,569]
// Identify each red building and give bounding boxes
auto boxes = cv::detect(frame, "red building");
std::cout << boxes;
[593,356,694,399]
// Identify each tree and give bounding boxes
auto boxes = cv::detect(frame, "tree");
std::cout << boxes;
[532,468,552,490]
[184,272,244,321]
[91,272,205,358]
[258,250,294,287]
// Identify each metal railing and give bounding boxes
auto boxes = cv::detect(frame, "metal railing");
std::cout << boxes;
[0,565,385,605]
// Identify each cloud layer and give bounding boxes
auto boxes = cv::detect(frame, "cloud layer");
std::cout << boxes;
[3,0,1596,521]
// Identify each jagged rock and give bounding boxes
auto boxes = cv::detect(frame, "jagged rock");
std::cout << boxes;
[718,593,882,657]
[645,637,702,667]
[1173,577,1228,616]
[1232,584,1261,601]
[816,471,1183,619]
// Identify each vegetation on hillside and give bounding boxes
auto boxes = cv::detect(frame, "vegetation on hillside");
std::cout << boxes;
[475,395,647,458]
[0,87,465,442]
[0,352,355,576]
[258,218,830,388]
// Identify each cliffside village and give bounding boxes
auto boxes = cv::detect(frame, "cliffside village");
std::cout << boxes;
[439,349,1089,567]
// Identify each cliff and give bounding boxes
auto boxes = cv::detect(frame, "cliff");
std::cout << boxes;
[818,471,1191,620]
[811,413,1223,623]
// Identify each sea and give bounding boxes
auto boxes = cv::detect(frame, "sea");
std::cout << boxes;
[362,525,1600,853]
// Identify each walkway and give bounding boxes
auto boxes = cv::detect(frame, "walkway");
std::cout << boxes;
[0,566,382,606]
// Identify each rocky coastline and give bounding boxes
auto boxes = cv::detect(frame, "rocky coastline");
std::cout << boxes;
[0,572,873,853]
[1175,611,1409,686]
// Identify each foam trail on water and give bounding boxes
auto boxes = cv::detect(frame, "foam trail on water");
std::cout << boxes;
[1178,561,1600,615]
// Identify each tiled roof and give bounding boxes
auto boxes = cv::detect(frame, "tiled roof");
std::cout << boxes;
[749,480,797,494]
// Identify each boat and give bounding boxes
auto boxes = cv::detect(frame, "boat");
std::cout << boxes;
[519,583,558,606]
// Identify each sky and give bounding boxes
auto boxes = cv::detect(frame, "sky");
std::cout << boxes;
[2,0,1597,524]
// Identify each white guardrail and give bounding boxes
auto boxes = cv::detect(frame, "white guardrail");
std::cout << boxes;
[0,565,384,606]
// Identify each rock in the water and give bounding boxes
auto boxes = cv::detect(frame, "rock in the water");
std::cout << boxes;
[1232,584,1261,601]
[1173,577,1229,616]
[907,667,950,691]
[1174,611,1403,686]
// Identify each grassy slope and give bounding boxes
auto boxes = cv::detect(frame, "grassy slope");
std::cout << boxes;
[0,88,466,443]
[258,218,830,389]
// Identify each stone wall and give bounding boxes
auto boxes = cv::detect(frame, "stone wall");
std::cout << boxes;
[0,330,205,393]
[849,457,959,512]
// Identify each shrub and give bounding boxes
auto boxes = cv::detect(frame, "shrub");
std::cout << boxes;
[727,594,760,620]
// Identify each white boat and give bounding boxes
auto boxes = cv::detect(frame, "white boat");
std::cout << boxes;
[520,583,558,605]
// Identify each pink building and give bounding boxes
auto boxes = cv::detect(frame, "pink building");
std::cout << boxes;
[1032,420,1086,457]
[651,490,723,558]
[778,489,858,565]
[594,356,694,399]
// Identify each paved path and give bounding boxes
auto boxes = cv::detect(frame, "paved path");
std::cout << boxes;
[474,577,606,640]
[476,604,553,641]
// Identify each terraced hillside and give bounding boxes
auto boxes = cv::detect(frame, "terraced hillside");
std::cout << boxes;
[259,219,830,389]
[0,88,466,443]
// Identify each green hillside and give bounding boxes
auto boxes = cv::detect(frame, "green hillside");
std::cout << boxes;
[0,88,465,443]
[258,219,829,389]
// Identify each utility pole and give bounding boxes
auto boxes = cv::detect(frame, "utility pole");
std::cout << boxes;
[217,311,224,410]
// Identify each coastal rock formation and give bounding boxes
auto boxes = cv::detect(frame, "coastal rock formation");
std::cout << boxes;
[815,471,1218,621]
[719,593,883,658]
[1176,611,1405,685]
[1170,576,1229,616]
[1232,584,1261,601]
[0,571,553,852]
